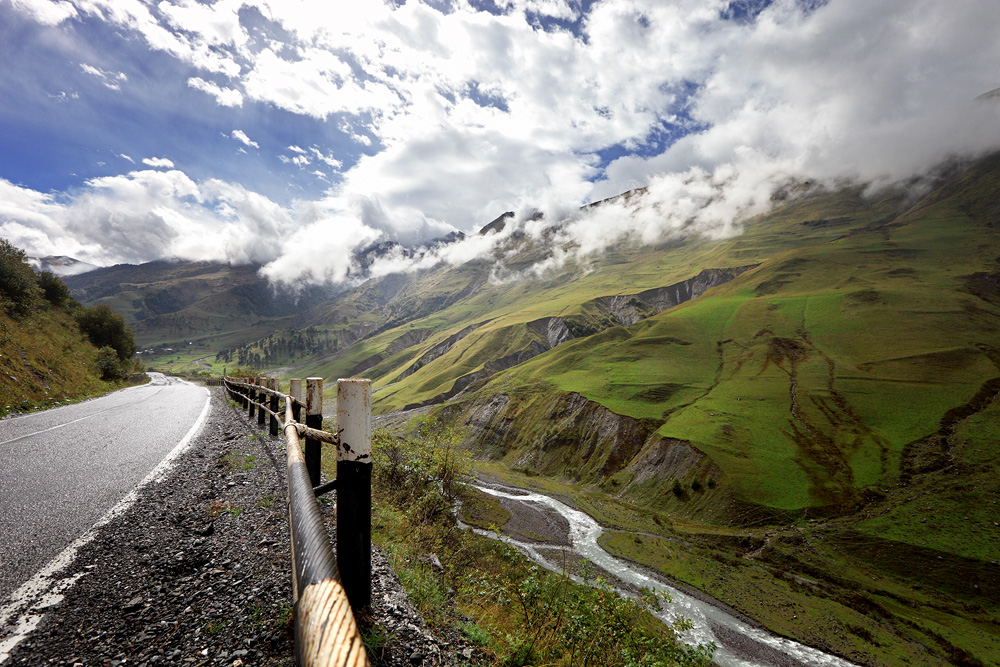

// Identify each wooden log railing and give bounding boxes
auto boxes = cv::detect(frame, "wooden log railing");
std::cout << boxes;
[222,376,371,667]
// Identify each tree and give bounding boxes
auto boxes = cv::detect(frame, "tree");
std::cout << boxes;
[37,271,73,307]
[0,239,42,318]
[75,304,137,361]
[95,346,128,380]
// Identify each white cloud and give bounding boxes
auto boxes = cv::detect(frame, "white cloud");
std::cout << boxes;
[142,157,175,168]
[231,129,259,149]
[6,0,1000,288]
[495,0,580,21]
[310,147,342,169]
[0,169,295,267]
[119,154,134,163]
[80,63,128,91]
[9,0,77,26]
[188,76,244,107]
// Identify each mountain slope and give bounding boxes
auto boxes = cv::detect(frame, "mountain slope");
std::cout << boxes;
[64,261,344,358]
[290,155,999,667]
[62,154,1000,664]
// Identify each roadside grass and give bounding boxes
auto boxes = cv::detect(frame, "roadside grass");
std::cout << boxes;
[323,422,715,667]
[220,449,257,471]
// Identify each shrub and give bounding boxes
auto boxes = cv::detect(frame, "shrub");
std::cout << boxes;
[466,543,714,667]
[371,415,470,512]
[75,304,136,361]
[0,239,42,318]
[96,346,128,380]
[38,271,73,307]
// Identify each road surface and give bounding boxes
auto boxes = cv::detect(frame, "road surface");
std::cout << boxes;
[0,374,210,600]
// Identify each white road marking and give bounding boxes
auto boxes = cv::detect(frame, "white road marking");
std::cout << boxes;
[0,383,165,449]
[0,387,211,664]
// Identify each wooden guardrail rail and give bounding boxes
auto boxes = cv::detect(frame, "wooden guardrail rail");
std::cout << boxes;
[222,376,371,667]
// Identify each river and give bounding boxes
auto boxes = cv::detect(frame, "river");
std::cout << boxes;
[469,483,858,667]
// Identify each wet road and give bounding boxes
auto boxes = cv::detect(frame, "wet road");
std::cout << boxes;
[0,374,210,600]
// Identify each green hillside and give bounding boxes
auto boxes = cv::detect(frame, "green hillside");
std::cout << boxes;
[66,154,1000,665]
[64,260,345,369]
[0,242,140,414]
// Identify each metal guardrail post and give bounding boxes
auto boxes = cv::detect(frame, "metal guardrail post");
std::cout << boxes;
[269,378,280,437]
[305,378,323,488]
[336,378,372,613]
[290,379,303,424]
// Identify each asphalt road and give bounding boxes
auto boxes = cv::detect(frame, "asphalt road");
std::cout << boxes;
[0,374,210,600]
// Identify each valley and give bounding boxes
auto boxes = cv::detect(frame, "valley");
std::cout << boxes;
[68,153,1000,666]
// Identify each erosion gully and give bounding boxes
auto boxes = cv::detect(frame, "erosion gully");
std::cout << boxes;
[468,483,857,667]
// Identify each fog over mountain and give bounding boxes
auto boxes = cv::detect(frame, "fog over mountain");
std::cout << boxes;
[1,0,998,287]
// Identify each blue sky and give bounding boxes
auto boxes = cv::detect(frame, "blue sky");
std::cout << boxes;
[0,0,998,285]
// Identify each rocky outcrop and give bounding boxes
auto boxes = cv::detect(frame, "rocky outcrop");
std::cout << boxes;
[386,328,435,356]
[401,317,574,410]
[447,389,709,490]
[594,265,759,327]
[396,321,490,381]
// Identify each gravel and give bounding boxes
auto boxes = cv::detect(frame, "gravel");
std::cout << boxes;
[2,390,475,667]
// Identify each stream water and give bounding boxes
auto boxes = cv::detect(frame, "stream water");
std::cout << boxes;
[470,484,858,667]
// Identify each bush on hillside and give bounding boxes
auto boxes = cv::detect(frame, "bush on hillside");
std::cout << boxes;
[75,304,137,361]
[96,346,129,380]
[38,271,73,307]
[0,239,42,318]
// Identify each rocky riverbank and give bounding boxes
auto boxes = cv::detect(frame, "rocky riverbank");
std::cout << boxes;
[2,390,470,667]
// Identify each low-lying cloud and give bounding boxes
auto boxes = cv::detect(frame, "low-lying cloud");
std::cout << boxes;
[2,0,999,288]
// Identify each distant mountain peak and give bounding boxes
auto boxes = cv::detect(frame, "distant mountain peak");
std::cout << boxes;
[28,255,99,277]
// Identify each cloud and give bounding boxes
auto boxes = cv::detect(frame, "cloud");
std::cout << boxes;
[4,0,1000,289]
[80,63,128,91]
[119,154,134,163]
[0,169,294,267]
[9,0,77,26]
[188,76,244,107]
[142,157,175,168]
[231,130,259,149]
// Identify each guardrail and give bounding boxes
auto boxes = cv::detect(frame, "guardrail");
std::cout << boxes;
[222,376,370,667]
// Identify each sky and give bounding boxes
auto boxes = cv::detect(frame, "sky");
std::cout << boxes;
[0,0,998,286]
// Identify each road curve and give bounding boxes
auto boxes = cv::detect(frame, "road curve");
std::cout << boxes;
[0,373,210,600]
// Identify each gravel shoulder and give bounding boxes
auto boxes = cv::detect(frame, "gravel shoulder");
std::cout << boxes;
[2,390,466,667]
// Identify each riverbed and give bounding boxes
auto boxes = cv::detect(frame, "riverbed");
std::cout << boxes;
[466,481,859,667]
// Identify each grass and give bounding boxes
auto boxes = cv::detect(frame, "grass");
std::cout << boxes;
[0,306,135,415]
[221,449,257,471]
[460,462,1000,667]
[329,425,714,667]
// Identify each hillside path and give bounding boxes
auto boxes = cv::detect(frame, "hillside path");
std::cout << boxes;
[0,373,209,600]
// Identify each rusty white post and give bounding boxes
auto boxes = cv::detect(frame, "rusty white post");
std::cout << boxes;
[268,378,280,437]
[289,379,303,424]
[305,378,323,488]
[337,377,371,613]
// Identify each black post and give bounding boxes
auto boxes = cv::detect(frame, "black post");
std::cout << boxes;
[268,378,280,437]
[336,378,372,613]
[305,378,323,488]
